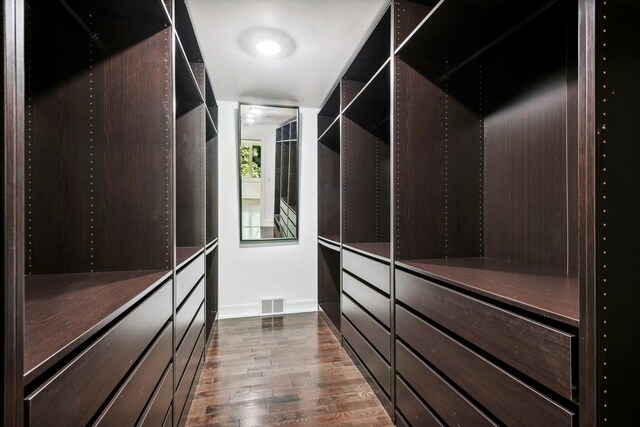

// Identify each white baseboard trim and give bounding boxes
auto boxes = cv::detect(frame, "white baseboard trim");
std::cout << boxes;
[218,299,318,319]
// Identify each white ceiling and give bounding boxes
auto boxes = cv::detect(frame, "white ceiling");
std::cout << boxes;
[187,0,389,108]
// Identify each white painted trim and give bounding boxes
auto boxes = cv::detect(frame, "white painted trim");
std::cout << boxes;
[218,299,318,319]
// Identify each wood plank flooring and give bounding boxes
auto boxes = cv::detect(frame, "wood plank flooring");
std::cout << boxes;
[184,312,393,427]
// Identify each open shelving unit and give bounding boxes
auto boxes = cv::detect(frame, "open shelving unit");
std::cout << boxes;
[342,63,391,261]
[23,0,174,385]
[318,116,340,245]
[5,0,219,425]
[274,118,299,238]
[394,0,579,327]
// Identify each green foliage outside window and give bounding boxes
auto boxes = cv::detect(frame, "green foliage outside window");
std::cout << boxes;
[252,146,261,178]
[241,143,261,178]
[240,145,250,176]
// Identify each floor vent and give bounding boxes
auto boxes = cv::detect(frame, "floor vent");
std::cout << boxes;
[260,297,285,315]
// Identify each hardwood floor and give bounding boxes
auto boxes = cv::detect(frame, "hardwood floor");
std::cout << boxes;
[184,312,393,427]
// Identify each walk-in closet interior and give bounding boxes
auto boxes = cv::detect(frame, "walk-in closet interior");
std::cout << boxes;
[3,0,639,426]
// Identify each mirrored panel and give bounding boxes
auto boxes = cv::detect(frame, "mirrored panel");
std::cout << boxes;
[238,104,299,241]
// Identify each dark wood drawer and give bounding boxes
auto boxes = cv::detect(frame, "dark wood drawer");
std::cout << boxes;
[176,278,205,347]
[175,326,205,425]
[342,294,390,361]
[342,272,390,327]
[396,306,575,426]
[138,363,173,427]
[95,322,172,426]
[26,280,172,427]
[162,406,172,427]
[396,376,443,427]
[341,316,390,395]
[343,249,389,294]
[396,341,497,427]
[177,252,205,306]
[176,303,205,385]
[396,269,575,399]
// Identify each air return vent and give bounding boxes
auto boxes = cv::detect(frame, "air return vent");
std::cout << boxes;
[260,297,285,315]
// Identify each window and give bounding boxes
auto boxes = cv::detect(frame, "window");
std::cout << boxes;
[240,140,261,178]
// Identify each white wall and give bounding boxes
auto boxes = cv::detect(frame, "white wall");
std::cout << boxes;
[218,101,318,318]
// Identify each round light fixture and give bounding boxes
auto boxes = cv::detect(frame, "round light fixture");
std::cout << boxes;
[239,28,295,59]
[247,114,255,119]
[250,108,262,114]
[246,118,256,124]
[256,40,281,56]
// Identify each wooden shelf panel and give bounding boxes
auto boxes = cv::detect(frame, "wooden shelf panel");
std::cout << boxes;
[344,7,390,83]
[397,0,553,80]
[397,257,579,327]
[175,34,204,117]
[318,234,341,247]
[343,63,390,143]
[344,242,390,262]
[174,0,203,63]
[24,270,170,383]
[318,84,340,135]
[176,246,203,269]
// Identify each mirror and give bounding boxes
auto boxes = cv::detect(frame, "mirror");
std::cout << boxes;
[238,103,299,241]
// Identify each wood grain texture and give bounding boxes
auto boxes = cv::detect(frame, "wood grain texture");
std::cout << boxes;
[139,363,174,427]
[396,268,575,399]
[25,281,172,427]
[176,104,205,248]
[205,248,219,339]
[396,341,497,427]
[24,271,169,381]
[175,327,205,425]
[318,121,340,239]
[176,252,205,307]
[27,19,172,273]
[184,313,392,427]
[176,279,205,347]
[342,273,390,327]
[397,258,579,327]
[396,305,574,426]
[341,318,390,395]
[318,244,341,334]
[395,376,443,427]
[342,117,390,245]
[343,249,390,293]
[94,322,172,426]
[344,8,390,83]
[176,304,205,387]
[594,1,640,423]
[394,0,435,49]
[206,136,218,244]
[342,295,390,361]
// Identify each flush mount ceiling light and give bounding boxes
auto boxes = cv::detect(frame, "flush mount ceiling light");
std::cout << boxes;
[239,28,295,59]
[250,108,262,114]
[246,118,256,124]
[256,40,281,56]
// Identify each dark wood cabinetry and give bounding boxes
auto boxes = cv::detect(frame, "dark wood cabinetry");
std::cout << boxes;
[2,0,219,425]
[274,119,299,238]
[317,0,639,425]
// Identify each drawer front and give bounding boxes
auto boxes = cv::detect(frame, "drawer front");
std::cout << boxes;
[175,327,205,425]
[176,279,205,347]
[139,364,174,427]
[396,306,574,426]
[343,249,389,294]
[95,322,172,426]
[176,303,205,384]
[341,316,390,395]
[288,217,295,232]
[177,252,205,306]
[342,273,390,327]
[342,294,390,361]
[162,406,172,427]
[396,341,497,427]
[396,269,575,399]
[290,210,297,225]
[26,281,172,427]
[280,208,287,221]
[396,377,444,427]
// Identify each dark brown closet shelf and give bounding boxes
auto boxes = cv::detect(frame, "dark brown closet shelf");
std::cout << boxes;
[396,0,552,79]
[176,246,203,269]
[24,269,171,383]
[342,57,391,117]
[205,238,219,249]
[175,33,204,116]
[397,258,579,327]
[318,234,341,247]
[343,242,390,263]
[206,108,218,139]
